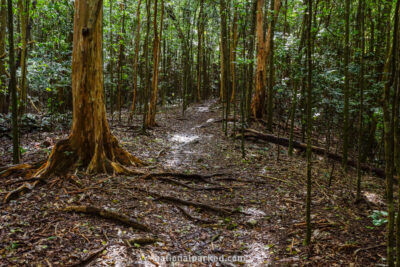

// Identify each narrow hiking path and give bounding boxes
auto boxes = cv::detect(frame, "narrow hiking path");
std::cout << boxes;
[0,100,388,266]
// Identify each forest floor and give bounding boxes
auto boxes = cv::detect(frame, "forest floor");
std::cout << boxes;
[0,99,389,266]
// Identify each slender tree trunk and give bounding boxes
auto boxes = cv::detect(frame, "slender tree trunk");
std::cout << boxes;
[395,1,400,264]
[109,0,114,121]
[142,0,152,131]
[230,7,238,103]
[246,0,257,121]
[382,3,397,263]
[0,0,8,114]
[356,0,365,201]
[146,0,164,127]
[266,0,276,131]
[33,0,143,178]
[117,0,126,122]
[17,0,29,115]
[305,0,312,245]
[252,0,266,119]
[128,0,142,120]
[196,0,204,102]
[7,0,19,164]
[342,0,350,171]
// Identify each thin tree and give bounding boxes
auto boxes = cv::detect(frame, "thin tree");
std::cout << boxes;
[342,0,350,171]
[382,0,398,263]
[305,0,312,245]
[0,0,8,114]
[7,0,19,164]
[17,0,30,115]
[356,0,365,201]
[128,0,142,121]
[146,0,164,127]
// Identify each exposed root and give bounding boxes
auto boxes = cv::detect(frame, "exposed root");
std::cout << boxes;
[63,205,150,232]
[70,245,108,267]
[34,139,76,178]
[136,188,235,215]
[175,206,216,224]
[0,161,45,178]
[126,237,159,247]
[3,178,45,203]
[151,176,227,191]
[143,172,227,184]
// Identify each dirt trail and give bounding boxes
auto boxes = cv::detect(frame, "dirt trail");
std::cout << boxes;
[0,100,389,266]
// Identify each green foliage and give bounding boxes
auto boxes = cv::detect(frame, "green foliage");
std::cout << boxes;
[369,210,388,226]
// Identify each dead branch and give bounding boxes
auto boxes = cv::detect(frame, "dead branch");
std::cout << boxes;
[63,205,150,232]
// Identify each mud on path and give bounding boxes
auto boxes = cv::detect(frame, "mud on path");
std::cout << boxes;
[0,100,388,266]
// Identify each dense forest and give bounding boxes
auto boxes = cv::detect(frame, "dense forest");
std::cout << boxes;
[0,0,399,265]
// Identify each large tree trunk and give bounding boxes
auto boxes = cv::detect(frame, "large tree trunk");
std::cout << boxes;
[34,0,143,177]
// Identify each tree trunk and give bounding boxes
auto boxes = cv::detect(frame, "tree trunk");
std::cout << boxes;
[146,0,164,127]
[230,7,238,103]
[128,0,142,120]
[251,0,281,119]
[342,0,350,171]
[34,0,143,177]
[7,0,19,164]
[0,0,9,114]
[17,0,29,115]
[305,0,312,245]
[196,0,204,102]
[117,0,126,122]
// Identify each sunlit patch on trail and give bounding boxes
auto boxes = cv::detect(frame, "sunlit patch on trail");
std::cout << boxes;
[95,245,133,267]
[363,191,384,205]
[170,134,199,144]
[245,242,271,266]
[197,106,210,112]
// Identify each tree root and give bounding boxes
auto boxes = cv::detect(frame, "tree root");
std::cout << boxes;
[0,161,45,178]
[136,188,235,215]
[126,237,159,247]
[151,176,227,191]
[143,172,226,184]
[69,245,108,267]
[3,178,45,203]
[175,206,216,224]
[63,205,150,232]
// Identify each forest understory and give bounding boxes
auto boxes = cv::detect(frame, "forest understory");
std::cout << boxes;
[0,100,389,266]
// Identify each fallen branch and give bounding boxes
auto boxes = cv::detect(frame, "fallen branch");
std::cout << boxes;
[63,205,150,232]
[238,128,386,178]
